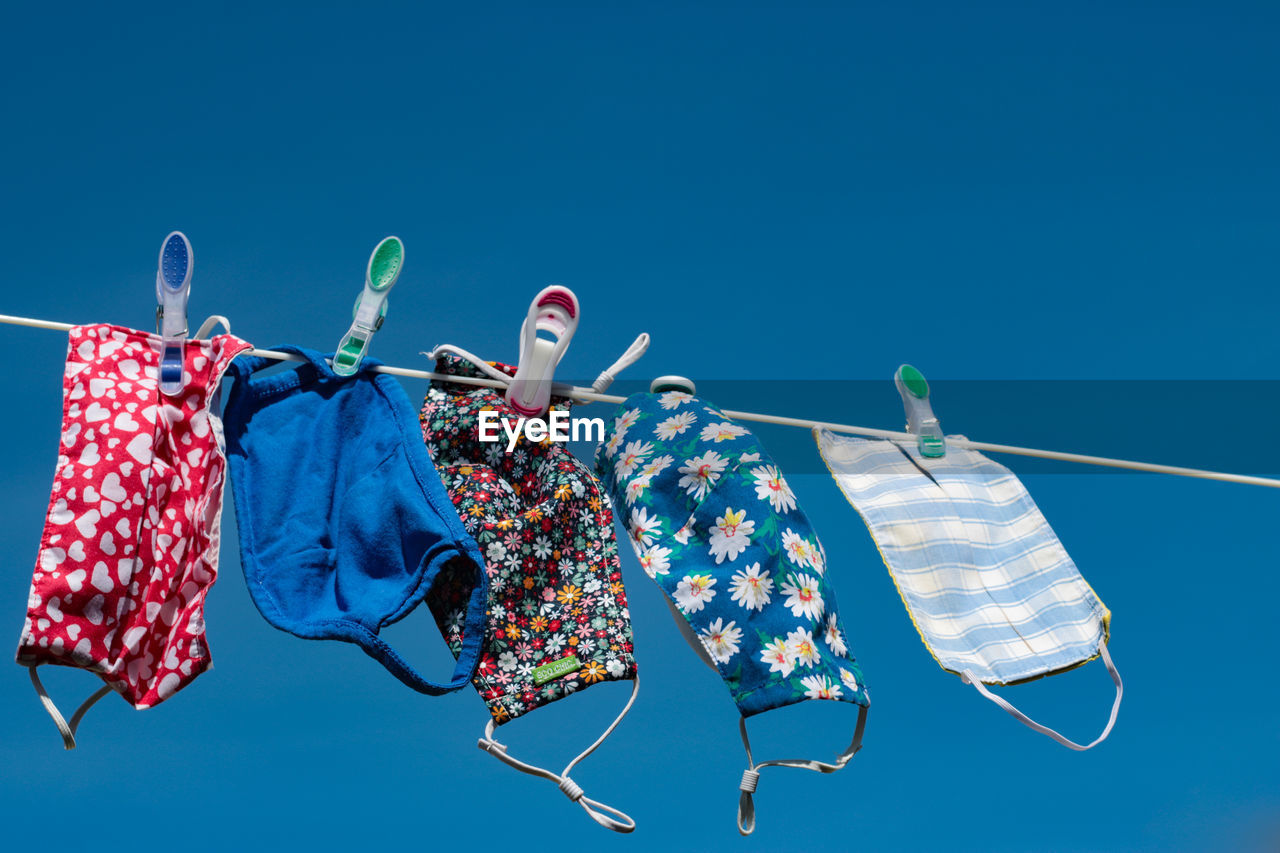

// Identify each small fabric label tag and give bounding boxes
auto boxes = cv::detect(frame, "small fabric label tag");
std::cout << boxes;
[533,654,581,686]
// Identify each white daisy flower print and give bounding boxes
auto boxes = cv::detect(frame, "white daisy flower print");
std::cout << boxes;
[615,439,654,479]
[760,637,795,677]
[674,574,717,614]
[781,528,810,568]
[699,421,749,443]
[498,651,518,672]
[486,541,507,563]
[824,613,847,657]
[707,507,756,564]
[699,618,743,664]
[801,674,843,700]
[629,506,662,550]
[639,454,674,480]
[625,475,652,506]
[654,412,697,440]
[787,627,821,669]
[808,539,827,575]
[638,544,672,579]
[839,667,860,693]
[658,391,694,409]
[615,408,642,432]
[751,465,797,514]
[673,524,692,546]
[603,428,626,458]
[781,573,825,620]
[739,451,761,464]
[678,451,728,500]
[729,562,773,611]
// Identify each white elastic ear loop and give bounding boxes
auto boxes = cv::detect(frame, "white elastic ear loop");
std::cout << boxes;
[477,675,641,833]
[736,702,869,836]
[193,315,232,339]
[960,641,1123,751]
[424,345,516,385]
[591,333,651,393]
[28,666,113,750]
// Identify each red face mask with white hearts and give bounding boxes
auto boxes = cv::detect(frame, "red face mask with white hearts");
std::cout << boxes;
[15,323,250,748]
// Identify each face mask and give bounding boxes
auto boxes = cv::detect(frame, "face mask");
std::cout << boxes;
[814,428,1122,750]
[17,322,250,748]
[222,346,489,695]
[596,388,869,836]
[419,354,639,834]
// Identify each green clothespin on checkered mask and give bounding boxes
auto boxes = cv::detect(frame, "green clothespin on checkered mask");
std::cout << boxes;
[895,364,946,457]
[334,236,404,376]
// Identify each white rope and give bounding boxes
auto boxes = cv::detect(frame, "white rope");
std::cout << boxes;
[3,311,1278,488]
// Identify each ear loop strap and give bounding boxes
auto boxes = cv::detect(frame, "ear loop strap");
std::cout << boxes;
[737,702,869,836]
[193,315,231,339]
[960,640,1123,751]
[476,675,640,833]
[426,333,652,396]
[425,345,515,385]
[590,333,650,393]
[28,666,113,750]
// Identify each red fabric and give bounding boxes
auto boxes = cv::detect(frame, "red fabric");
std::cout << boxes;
[16,324,250,708]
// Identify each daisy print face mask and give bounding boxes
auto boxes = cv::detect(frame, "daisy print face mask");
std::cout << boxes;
[596,383,869,836]
[419,353,640,834]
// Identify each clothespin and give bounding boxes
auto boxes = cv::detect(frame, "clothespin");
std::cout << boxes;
[895,364,946,457]
[334,236,404,376]
[506,286,580,416]
[155,231,193,396]
[650,376,696,395]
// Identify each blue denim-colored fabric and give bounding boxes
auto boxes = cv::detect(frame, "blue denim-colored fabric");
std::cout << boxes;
[596,391,869,717]
[223,345,488,694]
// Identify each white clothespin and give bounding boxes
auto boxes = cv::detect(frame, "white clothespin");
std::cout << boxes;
[155,231,193,396]
[335,236,405,376]
[895,363,946,457]
[506,286,580,416]
[650,375,696,395]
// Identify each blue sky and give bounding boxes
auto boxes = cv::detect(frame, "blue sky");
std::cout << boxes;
[1,3,1278,850]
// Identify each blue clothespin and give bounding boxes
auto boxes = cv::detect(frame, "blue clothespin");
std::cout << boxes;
[334,236,405,376]
[155,231,193,396]
[895,364,946,457]
[506,286,580,416]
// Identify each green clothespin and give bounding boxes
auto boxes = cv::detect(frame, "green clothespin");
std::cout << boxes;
[334,236,404,376]
[895,364,946,457]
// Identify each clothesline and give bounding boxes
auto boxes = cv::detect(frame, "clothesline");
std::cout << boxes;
[3,311,1278,490]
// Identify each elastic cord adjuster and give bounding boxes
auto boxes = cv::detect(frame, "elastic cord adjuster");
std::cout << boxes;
[739,768,760,793]
[558,777,585,802]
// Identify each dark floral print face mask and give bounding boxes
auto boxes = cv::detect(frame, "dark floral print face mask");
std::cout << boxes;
[419,353,639,833]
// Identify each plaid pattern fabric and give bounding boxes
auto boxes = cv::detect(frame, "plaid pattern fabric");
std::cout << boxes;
[814,428,1110,685]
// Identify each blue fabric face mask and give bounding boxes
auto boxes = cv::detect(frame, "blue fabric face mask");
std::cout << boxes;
[596,389,869,836]
[222,346,489,694]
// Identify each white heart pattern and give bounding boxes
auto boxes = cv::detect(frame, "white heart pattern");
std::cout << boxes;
[19,323,249,709]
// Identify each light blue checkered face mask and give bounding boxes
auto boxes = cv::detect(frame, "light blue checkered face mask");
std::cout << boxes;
[815,428,1122,751]
[598,391,869,835]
